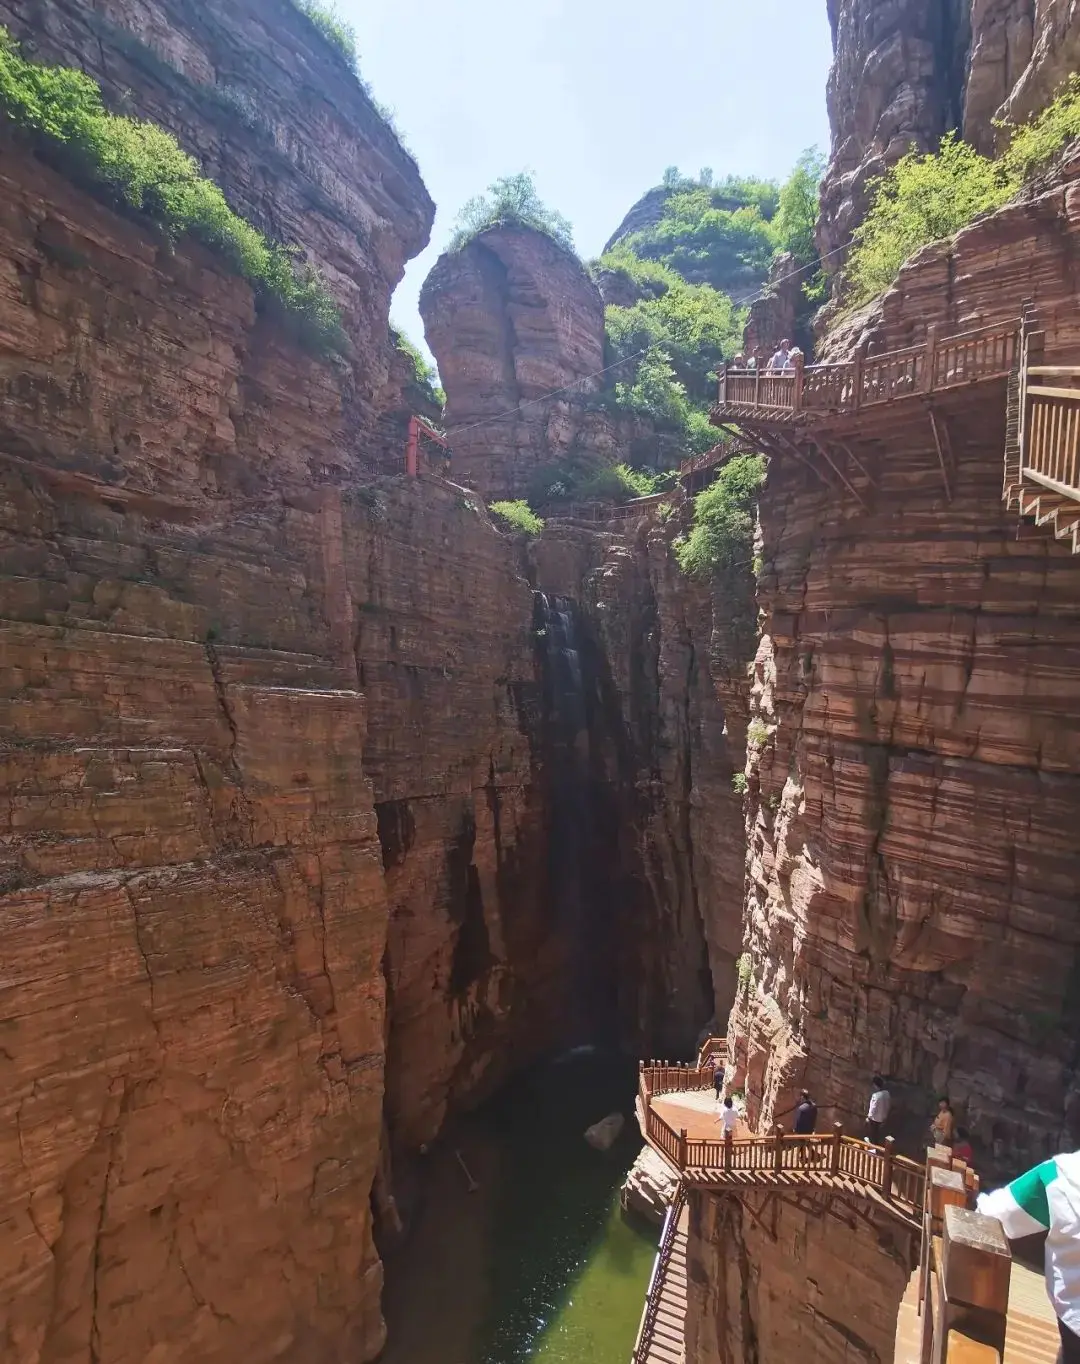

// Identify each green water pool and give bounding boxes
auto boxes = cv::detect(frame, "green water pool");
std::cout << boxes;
[379,1050,659,1364]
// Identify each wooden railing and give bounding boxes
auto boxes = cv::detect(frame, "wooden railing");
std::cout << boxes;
[640,1050,926,1218]
[630,1180,687,1363]
[716,320,1020,420]
[918,1148,1012,1364]
[544,493,670,525]
[696,1036,727,1069]
[1020,362,1080,504]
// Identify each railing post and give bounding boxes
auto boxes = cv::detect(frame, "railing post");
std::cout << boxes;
[793,352,804,411]
[923,324,938,393]
[754,364,761,407]
[724,1129,733,1172]
[773,1123,785,1174]
[881,1136,895,1199]
[718,364,727,405]
[679,1128,688,1168]
[852,345,865,411]
[830,1121,842,1175]
[932,1207,1012,1364]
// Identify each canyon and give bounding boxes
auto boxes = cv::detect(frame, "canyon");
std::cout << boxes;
[1,1,1080,1363]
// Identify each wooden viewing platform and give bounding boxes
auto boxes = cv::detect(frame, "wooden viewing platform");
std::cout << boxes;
[637,1052,927,1227]
[714,321,1019,428]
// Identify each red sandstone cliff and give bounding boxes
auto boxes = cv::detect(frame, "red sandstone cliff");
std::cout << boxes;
[0,0,434,467]
[819,0,1080,271]
[729,167,1080,1177]
[420,226,626,500]
[0,125,576,1358]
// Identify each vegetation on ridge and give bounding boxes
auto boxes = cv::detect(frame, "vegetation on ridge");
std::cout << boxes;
[489,500,545,536]
[392,327,445,409]
[845,76,1080,305]
[290,0,359,68]
[596,150,825,459]
[0,26,346,354]
[450,172,575,253]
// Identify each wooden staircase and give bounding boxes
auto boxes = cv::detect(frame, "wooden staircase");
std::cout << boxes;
[1004,312,1080,551]
[631,1183,689,1364]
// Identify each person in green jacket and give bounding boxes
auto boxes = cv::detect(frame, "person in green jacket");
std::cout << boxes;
[978,1151,1080,1362]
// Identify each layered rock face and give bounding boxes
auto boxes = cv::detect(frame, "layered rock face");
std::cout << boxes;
[818,0,1080,270]
[729,175,1080,1176]
[420,226,621,501]
[686,1190,913,1364]
[0,26,567,1361]
[0,0,434,465]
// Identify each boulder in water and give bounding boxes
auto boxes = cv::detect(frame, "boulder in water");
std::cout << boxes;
[584,1112,625,1151]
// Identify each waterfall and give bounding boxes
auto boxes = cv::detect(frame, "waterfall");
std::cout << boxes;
[534,591,606,1044]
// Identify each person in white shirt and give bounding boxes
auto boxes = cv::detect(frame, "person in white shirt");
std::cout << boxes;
[768,338,793,371]
[866,1075,890,1145]
[719,1096,740,1136]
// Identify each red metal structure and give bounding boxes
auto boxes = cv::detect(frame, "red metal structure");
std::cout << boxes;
[405,415,450,478]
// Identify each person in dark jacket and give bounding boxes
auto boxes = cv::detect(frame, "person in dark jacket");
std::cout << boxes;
[794,1090,818,1164]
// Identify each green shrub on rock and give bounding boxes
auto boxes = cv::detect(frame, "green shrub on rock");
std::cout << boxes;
[0,26,345,354]
[489,500,545,536]
[675,454,766,578]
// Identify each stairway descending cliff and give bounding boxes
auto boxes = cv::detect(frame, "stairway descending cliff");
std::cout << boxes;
[1003,318,1080,553]
[632,1185,689,1364]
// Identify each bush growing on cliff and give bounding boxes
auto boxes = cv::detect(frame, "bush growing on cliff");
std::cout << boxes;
[0,27,346,354]
[845,78,1080,305]
[773,148,826,267]
[450,172,574,253]
[291,0,359,68]
[392,327,445,409]
[489,500,544,536]
[844,134,1009,304]
[1000,74,1080,181]
[674,454,766,578]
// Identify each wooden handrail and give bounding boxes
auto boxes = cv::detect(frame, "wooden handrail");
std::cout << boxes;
[718,319,1021,419]
[631,1181,688,1363]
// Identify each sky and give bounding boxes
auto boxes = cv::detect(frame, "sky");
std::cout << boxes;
[339,0,835,360]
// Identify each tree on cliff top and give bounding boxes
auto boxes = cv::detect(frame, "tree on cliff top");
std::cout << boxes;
[449,172,575,253]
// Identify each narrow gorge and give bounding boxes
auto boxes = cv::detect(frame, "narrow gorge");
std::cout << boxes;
[1,3,1079,1364]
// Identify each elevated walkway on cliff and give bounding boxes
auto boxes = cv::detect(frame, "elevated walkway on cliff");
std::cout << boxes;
[1002,311,1080,552]
[638,1050,926,1230]
[633,1041,1059,1364]
[709,308,1080,552]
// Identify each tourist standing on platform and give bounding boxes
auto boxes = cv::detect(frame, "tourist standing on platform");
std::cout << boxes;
[931,1097,955,1148]
[952,1127,975,1165]
[978,1152,1080,1364]
[768,338,793,371]
[865,1075,890,1145]
[718,1096,739,1136]
[794,1090,818,1165]
[713,1053,724,1100]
